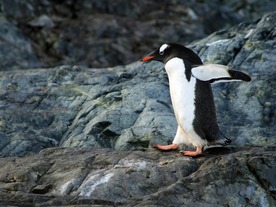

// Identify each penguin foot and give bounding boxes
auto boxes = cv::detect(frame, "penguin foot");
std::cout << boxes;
[182,147,203,156]
[153,143,179,151]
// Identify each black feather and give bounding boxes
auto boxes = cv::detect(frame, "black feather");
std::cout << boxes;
[228,70,251,82]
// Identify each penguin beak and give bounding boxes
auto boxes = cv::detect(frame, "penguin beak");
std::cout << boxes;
[140,55,155,62]
[140,50,157,62]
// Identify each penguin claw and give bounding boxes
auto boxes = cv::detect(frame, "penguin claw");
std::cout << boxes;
[153,143,179,151]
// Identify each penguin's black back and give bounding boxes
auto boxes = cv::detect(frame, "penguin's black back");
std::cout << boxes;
[193,75,231,145]
[193,80,219,141]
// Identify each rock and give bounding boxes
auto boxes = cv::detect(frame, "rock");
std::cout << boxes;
[0,147,275,206]
[0,62,174,156]
[0,18,40,70]
[28,14,55,28]
[189,12,276,146]
[0,0,275,68]
[0,12,275,157]
[0,11,275,207]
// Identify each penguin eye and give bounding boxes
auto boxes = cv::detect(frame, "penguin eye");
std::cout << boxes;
[159,51,164,55]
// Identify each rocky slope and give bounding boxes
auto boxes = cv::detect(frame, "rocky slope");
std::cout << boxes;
[0,0,276,69]
[0,11,275,207]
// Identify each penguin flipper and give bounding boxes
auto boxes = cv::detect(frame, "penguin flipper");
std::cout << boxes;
[191,64,251,83]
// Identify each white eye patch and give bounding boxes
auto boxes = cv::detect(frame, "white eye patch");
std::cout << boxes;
[159,44,169,55]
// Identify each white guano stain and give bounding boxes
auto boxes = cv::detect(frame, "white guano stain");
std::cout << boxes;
[79,172,114,197]
[114,159,147,171]
[60,179,75,195]
[205,39,231,47]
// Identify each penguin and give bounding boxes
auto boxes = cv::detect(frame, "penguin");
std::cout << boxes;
[140,43,251,156]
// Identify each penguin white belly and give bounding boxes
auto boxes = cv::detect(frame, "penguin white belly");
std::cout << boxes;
[165,58,207,147]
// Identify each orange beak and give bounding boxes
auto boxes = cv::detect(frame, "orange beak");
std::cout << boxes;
[140,55,154,62]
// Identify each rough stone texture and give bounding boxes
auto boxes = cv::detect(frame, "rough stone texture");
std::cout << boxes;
[0,62,174,157]
[0,0,275,69]
[0,147,275,206]
[0,11,275,207]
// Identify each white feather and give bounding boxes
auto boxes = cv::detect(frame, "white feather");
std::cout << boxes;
[192,64,231,81]
[172,126,190,146]
[165,58,207,147]
[211,79,242,84]
[159,44,169,54]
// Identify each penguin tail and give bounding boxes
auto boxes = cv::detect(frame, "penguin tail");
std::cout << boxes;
[216,131,233,146]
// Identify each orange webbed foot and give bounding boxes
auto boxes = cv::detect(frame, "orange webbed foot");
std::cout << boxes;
[182,147,203,157]
[153,143,179,151]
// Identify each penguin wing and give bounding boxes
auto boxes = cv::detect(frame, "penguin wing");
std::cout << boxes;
[191,64,251,83]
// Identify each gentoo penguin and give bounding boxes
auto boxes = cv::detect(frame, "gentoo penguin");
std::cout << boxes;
[140,43,251,156]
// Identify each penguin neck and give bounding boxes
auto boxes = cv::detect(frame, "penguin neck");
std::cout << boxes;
[165,57,186,77]
[165,57,192,80]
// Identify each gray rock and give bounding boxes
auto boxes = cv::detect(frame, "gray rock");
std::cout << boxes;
[1,0,275,68]
[0,11,275,207]
[0,18,40,70]
[189,12,276,146]
[0,147,275,206]
[28,14,55,28]
[0,12,276,157]
[59,62,175,152]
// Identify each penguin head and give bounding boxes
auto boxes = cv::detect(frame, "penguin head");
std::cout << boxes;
[140,43,203,65]
[140,43,173,63]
